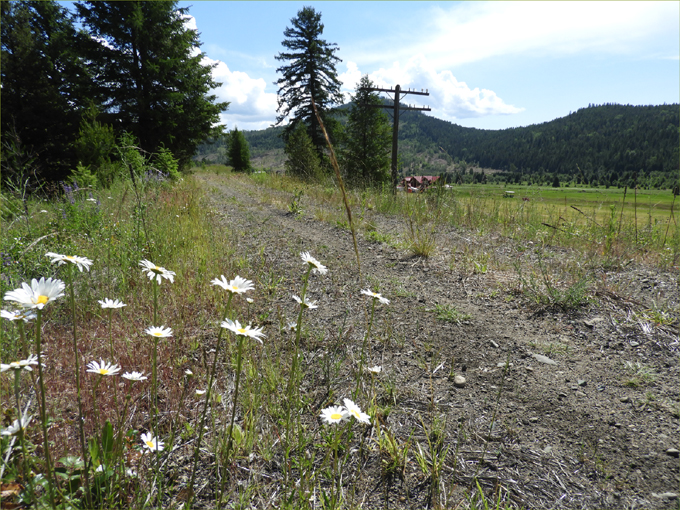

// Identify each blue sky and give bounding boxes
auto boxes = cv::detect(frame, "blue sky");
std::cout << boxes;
[77,1,680,132]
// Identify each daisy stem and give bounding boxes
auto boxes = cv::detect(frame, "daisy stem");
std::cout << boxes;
[287,266,312,399]
[356,298,377,397]
[187,293,233,510]
[108,309,114,360]
[218,334,244,509]
[13,371,28,484]
[17,320,28,359]
[67,266,92,507]
[153,278,158,326]
[34,309,56,510]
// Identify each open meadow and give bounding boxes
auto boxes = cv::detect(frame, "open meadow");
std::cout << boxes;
[1,167,678,509]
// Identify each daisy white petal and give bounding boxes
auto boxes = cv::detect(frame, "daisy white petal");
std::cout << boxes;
[1,354,39,373]
[45,252,93,272]
[184,369,194,377]
[140,432,164,452]
[139,259,175,285]
[292,295,318,309]
[121,371,147,381]
[320,406,349,425]
[211,275,254,295]
[343,398,371,424]
[1,415,32,436]
[300,252,328,275]
[86,359,121,376]
[4,277,65,309]
[367,365,382,374]
[195,389,206,396]
[361,289,390,305]
[220,318,266,343]
[1,309,36,322]
[98,298,127,309]
[145,326,173,338]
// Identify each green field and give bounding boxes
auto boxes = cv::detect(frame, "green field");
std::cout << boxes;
[449,184,677,224]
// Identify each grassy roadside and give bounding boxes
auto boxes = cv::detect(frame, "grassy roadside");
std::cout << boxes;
[1,165,677,509]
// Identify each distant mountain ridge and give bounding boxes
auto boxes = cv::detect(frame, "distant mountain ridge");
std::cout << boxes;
[196,103,679,188]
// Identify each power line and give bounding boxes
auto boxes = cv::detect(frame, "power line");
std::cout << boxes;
[359,84,431,193]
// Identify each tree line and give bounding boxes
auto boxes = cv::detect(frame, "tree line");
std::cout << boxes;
[1,1,227,187]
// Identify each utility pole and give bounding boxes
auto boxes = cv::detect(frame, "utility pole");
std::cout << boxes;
[360,84,431,193]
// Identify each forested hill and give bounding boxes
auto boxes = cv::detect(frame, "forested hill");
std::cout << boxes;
[197,103,679,188]
[407,103,678,186]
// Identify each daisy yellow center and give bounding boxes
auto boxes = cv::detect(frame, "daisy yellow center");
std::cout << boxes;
[146,441,155,448]
[36,295,49,305]
[228,286,238,292]
[237,328,247,334]
[10,362,20,367]
[66,256,75,260]
[330,412,343,420]
[99,369,109,374]
[153,332,162,336]
[151,266,163,274]
[351,410,360,418]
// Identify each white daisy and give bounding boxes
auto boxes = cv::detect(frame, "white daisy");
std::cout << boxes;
[1,415,32,436]
[361,289,390,305]
[139,259,175,285]
[343,398,371,424]
[1,354,39,373]
[141,432,164,452]
[246,298,254,304]
[195,389,206,396]
[4,277,65,310]
[1,309,36,322]
[184,369,194,377]
[145,326,173,338]
[45,252,93,272]
[287,322,298,332]
[98,298,127,309]
[320,406,349,425]
[86,359,121,376]
[121,371,147,381]
[300,252,328,275]
[211,275,254,295]
[292,295,318,309]
[220,319,266,343]
[367,365,382,374]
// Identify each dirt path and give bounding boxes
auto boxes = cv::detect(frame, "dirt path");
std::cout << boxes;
[194,172,679,509]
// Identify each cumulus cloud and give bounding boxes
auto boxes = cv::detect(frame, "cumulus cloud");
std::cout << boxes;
[355,55,523,121]
[202,56,278,131]
[422,1,678,68]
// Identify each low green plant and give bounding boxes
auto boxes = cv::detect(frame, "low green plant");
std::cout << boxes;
[431,303,472,324]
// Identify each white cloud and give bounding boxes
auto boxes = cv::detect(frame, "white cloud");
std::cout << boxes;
[202,56,278,131]
[347,2,677,70]
[338,61,363,100]
[422,1,678,68]
[364,55,523,121]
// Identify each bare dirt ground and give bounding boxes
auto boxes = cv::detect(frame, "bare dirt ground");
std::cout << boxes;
[184,172,679,509]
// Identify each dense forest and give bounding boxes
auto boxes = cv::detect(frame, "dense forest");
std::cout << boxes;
[198,103,679,188]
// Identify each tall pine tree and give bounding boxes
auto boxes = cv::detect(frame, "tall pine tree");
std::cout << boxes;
[75,1,228,169]
[227,128,251,173]
[342,75,392,186]
[274,6,343,155]
[1,1,91,182]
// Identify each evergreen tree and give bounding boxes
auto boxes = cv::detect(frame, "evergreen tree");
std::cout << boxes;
[75,1,228,169]
[227,128,251,173]
[284,123,321,180]
[342,75,391,186]
[274,6,343,154]
[1,1,91,182]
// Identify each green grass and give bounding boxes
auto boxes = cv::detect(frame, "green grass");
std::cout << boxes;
[0,164,671,510]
